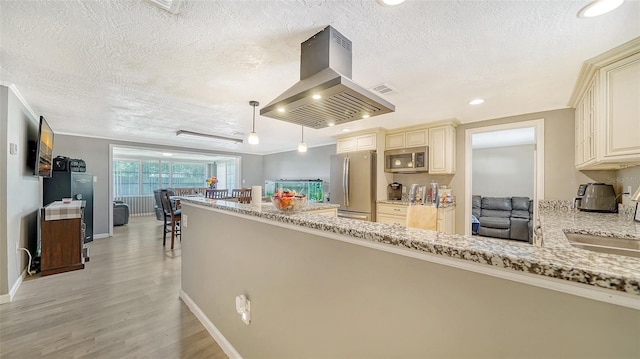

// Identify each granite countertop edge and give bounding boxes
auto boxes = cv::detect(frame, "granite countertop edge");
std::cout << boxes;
[180,197,640,295]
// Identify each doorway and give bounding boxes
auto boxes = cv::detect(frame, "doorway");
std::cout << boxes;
[464,119,544,236]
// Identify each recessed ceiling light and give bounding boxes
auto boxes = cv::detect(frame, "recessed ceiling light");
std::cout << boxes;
[277,108,285,113]
[328,122,335,127]
[312,94,322,100]
[162,152,173,156]
[362,114,370,119]
[376,0,406,6]
[342,128,351,132]
[578,0,624,18]
[469,98,485,105]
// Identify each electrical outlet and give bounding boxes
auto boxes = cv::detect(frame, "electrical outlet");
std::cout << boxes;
[182,214,188,228]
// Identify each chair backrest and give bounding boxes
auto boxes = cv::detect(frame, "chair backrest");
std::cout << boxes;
[231,188,252,203]
[206,189,228,199]
[159,190,177,218]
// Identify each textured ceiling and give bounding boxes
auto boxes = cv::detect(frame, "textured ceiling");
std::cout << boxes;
[1,0,639,155]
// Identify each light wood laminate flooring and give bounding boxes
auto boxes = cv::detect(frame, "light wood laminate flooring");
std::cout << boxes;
[0,216,227,359]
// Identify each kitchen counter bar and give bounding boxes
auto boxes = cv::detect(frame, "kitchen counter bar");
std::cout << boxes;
[179,198,639,357]
[179,197,640,303]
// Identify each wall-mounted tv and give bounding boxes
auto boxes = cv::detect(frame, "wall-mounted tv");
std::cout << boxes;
[34,116,54,178]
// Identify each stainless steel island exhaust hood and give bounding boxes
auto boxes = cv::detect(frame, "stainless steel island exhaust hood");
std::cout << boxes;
[260,26,395,129]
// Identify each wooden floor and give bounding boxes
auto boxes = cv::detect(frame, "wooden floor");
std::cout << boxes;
[0,216,228,359]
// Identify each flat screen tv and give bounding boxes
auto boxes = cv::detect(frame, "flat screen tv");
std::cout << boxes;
[34,116,54,178]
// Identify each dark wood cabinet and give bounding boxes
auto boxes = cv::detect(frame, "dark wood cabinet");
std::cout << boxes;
[40,208,85,276]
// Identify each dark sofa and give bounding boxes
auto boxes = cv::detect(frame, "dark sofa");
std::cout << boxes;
[472,195,533,242]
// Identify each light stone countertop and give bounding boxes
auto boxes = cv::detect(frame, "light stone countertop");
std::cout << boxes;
[179,196,640,296]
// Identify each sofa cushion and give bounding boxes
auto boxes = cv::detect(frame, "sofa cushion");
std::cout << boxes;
[481,209,512,218]
[512,197,530,211]
[479,216,510,229]
[478,227,510,239]
[481,197,512,211]
[510,218,530,241]
[511,210,530,219]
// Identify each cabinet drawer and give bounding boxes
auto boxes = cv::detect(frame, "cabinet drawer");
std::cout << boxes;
[377,204,408,216]
[377,214,406,226]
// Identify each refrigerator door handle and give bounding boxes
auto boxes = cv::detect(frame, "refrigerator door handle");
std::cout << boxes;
[344,157,350,207]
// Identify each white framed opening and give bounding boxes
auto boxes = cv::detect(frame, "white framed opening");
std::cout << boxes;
[108,144,242,236]
[464,119,545,237]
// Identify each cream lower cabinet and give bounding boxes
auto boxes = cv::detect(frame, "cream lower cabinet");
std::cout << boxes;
[572,40,640,169]
[377,203,408,226]
[377,203,455,234]
[306,208,337,217]
[436,206,456,234]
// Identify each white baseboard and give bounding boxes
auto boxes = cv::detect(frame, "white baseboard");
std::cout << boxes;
[179,289,243,359]
[94,233,110,239]
[0,269,26,304]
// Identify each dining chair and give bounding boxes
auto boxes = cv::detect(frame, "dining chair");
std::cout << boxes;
[206,189,228,199]
[160,190,181,249]
[231,188,252,203]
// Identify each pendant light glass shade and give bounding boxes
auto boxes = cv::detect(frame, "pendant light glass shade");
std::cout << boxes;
[298,126,307,152]
[248,100,259,145]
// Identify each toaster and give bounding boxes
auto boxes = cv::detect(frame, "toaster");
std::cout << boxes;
[575,183,618,213]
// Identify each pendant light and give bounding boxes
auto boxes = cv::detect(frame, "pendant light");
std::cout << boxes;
[248,100,259,145]
[297,125,307,152]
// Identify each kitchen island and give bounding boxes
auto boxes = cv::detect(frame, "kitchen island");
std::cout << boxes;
[179,197,639,358]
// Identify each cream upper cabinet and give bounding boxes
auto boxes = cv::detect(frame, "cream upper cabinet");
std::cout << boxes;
[385,133,405,149]
[598,52,640,163]
[405,129,428,147]
[575,75,597,167]
[429,124,456,174]
[336,133,377,153]
[570,39,640,169]
[385,129,427,150]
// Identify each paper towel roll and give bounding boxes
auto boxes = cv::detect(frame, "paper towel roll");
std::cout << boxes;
[251,186,262,204]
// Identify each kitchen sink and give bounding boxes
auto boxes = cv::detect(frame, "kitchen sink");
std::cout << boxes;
[564,232,640,258]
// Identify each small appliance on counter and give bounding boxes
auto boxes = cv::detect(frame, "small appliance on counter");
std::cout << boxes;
[387,182,403,200]
[408,184,428,205]
[575,183,618,213]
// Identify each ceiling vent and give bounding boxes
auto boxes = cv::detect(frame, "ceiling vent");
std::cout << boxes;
[371,83,396,95]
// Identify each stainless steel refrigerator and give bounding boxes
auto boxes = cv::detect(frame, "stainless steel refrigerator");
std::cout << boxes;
[329,151,376,221]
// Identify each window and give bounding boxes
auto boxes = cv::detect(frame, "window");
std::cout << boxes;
[113,160,140,195]
[171,162,207,188]
[112,149,241,197]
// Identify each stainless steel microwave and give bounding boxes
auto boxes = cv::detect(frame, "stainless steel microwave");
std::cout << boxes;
[384,146,429,173]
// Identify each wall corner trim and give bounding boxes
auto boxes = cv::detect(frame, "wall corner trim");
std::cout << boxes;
[1,269,26,304]
[0,82,38,120]
[179,289,243,359]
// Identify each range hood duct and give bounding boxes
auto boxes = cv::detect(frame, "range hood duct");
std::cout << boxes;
[260,26,395,129]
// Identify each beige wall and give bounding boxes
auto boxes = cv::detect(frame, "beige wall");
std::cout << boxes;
[0,86,41,297]
[473,144,535,198]
[615,165,640,197]
[182,204,640,358]
[451,108,617,234]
